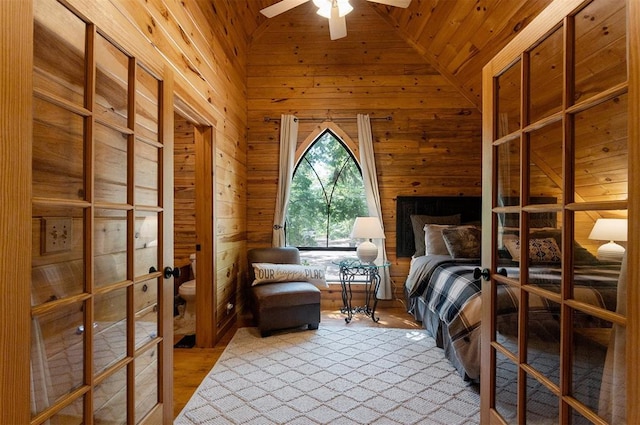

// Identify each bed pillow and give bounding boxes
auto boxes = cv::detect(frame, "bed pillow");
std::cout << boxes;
[529,229,598,265]
[425,224,476,256]
[424,224,454,255]
[442,226,481,259]
[410,214,461,257]
[503,238,522,261]
[503,237,562,263]
[252,263,328,288]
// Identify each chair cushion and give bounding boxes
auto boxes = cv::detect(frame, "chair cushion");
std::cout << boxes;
[252,281,321,309]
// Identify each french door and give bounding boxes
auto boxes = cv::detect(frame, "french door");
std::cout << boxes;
[31,0,173,423]
[481,0,635,423]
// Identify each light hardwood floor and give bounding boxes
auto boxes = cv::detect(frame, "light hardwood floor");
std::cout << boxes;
[173,307,421,418]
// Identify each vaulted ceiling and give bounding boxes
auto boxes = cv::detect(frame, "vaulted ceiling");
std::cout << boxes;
[225,0,554,109]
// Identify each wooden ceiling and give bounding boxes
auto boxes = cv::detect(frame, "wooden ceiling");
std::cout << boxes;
[226,0,554,109]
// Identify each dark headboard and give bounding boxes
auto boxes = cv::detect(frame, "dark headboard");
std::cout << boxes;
[396,196,482,257]
[396,195,558,257]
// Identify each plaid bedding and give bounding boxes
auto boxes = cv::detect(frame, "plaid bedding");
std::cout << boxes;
[506,265,620,311]
[425,265,481,325]
[405,257,621,381]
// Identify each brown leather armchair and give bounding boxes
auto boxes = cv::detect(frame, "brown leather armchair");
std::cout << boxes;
[247,247,321,337]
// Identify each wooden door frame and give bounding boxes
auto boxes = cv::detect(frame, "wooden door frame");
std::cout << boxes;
[160,69,176,424]
[0,1,32,423]
[628,0,640,421]
[195,126,217,347]
[174,96,218,348]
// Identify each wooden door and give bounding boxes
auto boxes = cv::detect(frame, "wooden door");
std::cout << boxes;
[30,0,173,423]
[481,0,635,423]
[194,126,217,347]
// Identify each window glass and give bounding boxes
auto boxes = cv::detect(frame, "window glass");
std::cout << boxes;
[286,130,367,249]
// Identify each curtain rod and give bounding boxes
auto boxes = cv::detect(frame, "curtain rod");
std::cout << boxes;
[263,116,393,123]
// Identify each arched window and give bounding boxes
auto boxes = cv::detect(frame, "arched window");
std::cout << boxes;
[286,129,367,251]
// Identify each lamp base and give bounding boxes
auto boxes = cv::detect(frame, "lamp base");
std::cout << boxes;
[357,240,378,263]
[597,241,625,262]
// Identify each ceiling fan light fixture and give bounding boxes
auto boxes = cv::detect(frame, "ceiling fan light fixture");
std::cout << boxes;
[313,0,331,18]
[336,0,353,17]
[313,0,353,19]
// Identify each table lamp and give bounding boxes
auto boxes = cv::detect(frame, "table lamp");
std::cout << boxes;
[588,218,627,261]
[350,217,385,263]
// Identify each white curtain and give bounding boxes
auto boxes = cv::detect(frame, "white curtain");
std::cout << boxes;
[599,252,627,423]
[272,114,298,247]
[357,114,391,299]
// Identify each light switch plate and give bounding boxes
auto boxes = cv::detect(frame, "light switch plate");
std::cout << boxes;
[42,217,72,254]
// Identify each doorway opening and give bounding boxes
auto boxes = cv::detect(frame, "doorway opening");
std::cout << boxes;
[172,99,220,348]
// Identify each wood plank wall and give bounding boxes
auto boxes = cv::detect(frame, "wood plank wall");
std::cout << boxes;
[246,3,483,298]
[63,0,250,337]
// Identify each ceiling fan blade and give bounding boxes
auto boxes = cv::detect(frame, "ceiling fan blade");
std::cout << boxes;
[260,0,310,18]
[328,11,347,40]
[366,0,411,7]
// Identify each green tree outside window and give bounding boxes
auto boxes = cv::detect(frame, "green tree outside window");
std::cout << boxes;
[286,130,368,248]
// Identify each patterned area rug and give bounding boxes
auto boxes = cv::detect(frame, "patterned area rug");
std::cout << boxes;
[175,326,480,425]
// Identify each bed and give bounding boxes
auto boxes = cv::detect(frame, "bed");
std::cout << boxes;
[397,196,621,382]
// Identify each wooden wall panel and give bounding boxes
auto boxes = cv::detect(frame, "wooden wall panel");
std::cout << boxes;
[246,2,482,298]
[240,0,554,110]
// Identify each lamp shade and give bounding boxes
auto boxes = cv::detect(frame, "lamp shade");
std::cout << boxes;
[588,218,627,242]
[350,217,385,240]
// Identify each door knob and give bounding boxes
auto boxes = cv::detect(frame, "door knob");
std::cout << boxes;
[473,267,508,281]
[473,268,490,281]
[164,266,181,279]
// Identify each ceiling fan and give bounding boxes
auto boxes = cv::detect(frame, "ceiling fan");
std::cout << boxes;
[260,0,411,40]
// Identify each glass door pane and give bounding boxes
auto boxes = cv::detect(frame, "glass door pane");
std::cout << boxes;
[528,122,563,205]
[573,94,628,203]
[95,34,129,129]
[94,367,128,424]
[95,124,129,204]
[95,209,128,287]
[32,98,85,200]
[30,300,85,417]
[496,139,521,206]
[529,27,564,123]
[497,61,522,137]
[33,0,85,105]
[94,288,128,375]
[135,345,159,422]
[136,65,159,142]
[31,204,85,306]
[135,212,158,277]
[574,0,627,104]
[135,140,159,206]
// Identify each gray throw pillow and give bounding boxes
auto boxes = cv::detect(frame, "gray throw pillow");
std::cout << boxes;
[410,214,461,257]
